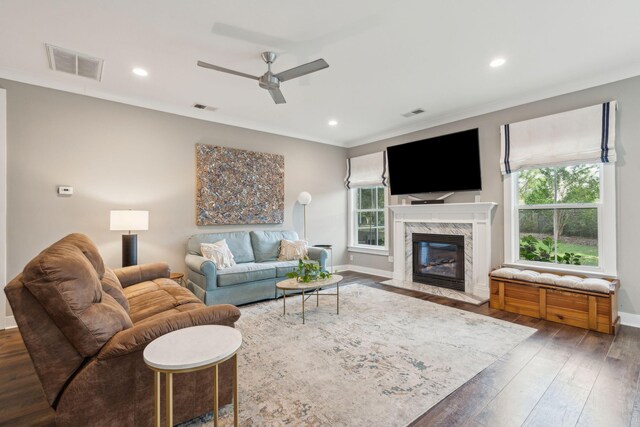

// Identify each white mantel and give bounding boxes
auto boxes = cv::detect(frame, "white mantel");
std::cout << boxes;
[389,202,497,298]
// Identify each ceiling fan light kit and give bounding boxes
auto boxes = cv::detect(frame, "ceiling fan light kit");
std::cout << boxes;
[197,51,329,104]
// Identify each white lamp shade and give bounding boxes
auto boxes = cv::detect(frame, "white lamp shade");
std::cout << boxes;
[110,210,149,231]
[297,191,312,205]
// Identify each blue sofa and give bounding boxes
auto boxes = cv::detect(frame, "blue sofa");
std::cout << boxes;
[185,230,328,306]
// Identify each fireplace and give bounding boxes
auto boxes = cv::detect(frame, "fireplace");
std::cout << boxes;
[412,233,465,291]
[391,204,497,298]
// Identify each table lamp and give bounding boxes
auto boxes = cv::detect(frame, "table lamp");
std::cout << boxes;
[110,210,149,267]
[297,191,312,241]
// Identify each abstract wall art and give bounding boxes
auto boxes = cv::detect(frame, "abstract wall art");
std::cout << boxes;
[195,144,284,225]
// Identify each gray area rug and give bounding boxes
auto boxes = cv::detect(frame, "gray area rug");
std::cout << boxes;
[182,284,535,426]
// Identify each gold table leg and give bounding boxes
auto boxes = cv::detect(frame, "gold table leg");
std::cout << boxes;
[337,281,340,315]
[165,372,173,427]
[213,364,219,427]
[302,290,305,324]
[150,350,241,427]
[282,289,286,315]
[317,288,319,307]
[154,371,161,427]
[233,354,239,427]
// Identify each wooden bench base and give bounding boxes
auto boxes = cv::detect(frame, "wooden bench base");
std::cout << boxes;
[489,276,620,334]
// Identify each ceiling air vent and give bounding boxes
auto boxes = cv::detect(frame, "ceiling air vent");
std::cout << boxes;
[402,108,426,118]
[46,44,104,81]
[193,103,217,112]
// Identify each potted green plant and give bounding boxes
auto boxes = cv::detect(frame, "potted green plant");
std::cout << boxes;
[286,257,331,283]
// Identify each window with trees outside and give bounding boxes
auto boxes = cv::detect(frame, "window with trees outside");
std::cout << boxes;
[350,186,387,250]
[516,164,601,267]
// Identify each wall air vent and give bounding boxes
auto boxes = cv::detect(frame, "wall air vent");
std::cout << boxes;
[402,108,426,118]
[193,103,217,112]
[46,44,104,81]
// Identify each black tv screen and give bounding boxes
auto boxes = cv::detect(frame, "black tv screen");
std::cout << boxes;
[387,128,482,195]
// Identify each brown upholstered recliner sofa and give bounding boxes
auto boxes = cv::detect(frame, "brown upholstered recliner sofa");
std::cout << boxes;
[4,233,241,426]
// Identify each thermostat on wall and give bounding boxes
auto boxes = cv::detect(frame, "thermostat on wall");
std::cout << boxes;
[57,186,73,196]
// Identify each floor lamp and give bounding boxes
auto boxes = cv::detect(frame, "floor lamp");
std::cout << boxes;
[297,191,312,241]
[110,210,149,267]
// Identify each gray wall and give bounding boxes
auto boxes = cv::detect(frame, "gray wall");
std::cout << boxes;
[2,79,348,317]
[348,75,640,316]
[4,74,640,317]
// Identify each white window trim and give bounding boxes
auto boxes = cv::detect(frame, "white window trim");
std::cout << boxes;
[0,89,6,330]
[503,163,617,277]
[348,186,389,256]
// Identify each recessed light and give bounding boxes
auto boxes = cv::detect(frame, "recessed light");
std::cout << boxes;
[328,120,338,126]
[489,58,506,68]
[132,67,148,77]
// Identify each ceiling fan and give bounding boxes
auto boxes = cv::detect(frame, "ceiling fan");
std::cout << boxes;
[197,52,329,104]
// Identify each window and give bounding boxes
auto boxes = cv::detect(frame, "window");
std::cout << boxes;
[504,162,616,275]
[500,102,617,276]
[348,186,388,254]
[517,164,600,266]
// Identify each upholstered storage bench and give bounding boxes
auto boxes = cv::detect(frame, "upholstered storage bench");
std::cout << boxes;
[489,267,620,334]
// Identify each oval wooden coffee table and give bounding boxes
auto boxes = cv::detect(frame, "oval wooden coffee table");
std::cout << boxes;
[143,325,242,427]
[276,274,343,324]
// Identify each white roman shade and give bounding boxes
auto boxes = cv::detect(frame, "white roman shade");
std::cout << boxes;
[500,101,617,174]
[345,151,387,188]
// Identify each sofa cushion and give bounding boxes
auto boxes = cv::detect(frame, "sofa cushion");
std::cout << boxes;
[22,233,132,357]
[101,268,129,312]
[124,278,203,324]
[188,231,255,264]
[269,260,319,277]
[250,230,298,262]
[217,262,276,287]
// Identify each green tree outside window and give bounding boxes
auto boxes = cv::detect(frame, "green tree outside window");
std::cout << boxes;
[517,164,600,266]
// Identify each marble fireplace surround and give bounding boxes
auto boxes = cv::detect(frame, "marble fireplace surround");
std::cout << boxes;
[389,203,497,299]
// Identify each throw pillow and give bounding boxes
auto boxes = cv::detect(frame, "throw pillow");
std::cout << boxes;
[278,239,308,261]
[201,240,236,270]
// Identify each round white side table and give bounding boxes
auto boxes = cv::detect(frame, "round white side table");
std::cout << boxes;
[143,325,242,427]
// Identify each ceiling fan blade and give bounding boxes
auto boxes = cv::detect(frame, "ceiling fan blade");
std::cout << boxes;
[274,59,329,82]
[197,60,259,80]
[268,88,286,104]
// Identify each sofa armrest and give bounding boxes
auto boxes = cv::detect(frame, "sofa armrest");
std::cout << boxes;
[307,247,328,271]
[97,304,241,360]
[186,254,218,292]
[114,262,170,288]
[186,253,217,277]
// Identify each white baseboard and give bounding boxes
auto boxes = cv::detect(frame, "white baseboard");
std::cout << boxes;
[620,311,640,328]
[4,315,16,329]
[335,264,393,279]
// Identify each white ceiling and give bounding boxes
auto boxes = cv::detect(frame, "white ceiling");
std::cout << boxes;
[2,0,640,147]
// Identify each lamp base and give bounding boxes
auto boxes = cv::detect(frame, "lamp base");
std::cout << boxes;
[122,234,138,267]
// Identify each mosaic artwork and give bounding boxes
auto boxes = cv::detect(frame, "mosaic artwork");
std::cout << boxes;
[195,144,284,225]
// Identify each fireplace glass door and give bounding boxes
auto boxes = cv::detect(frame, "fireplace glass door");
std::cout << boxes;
[412,234,464,291]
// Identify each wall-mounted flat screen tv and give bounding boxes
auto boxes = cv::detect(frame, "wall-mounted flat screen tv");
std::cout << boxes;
[386,128,482,196]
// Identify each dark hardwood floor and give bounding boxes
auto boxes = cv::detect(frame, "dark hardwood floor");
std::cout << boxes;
[1,271,638,426]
